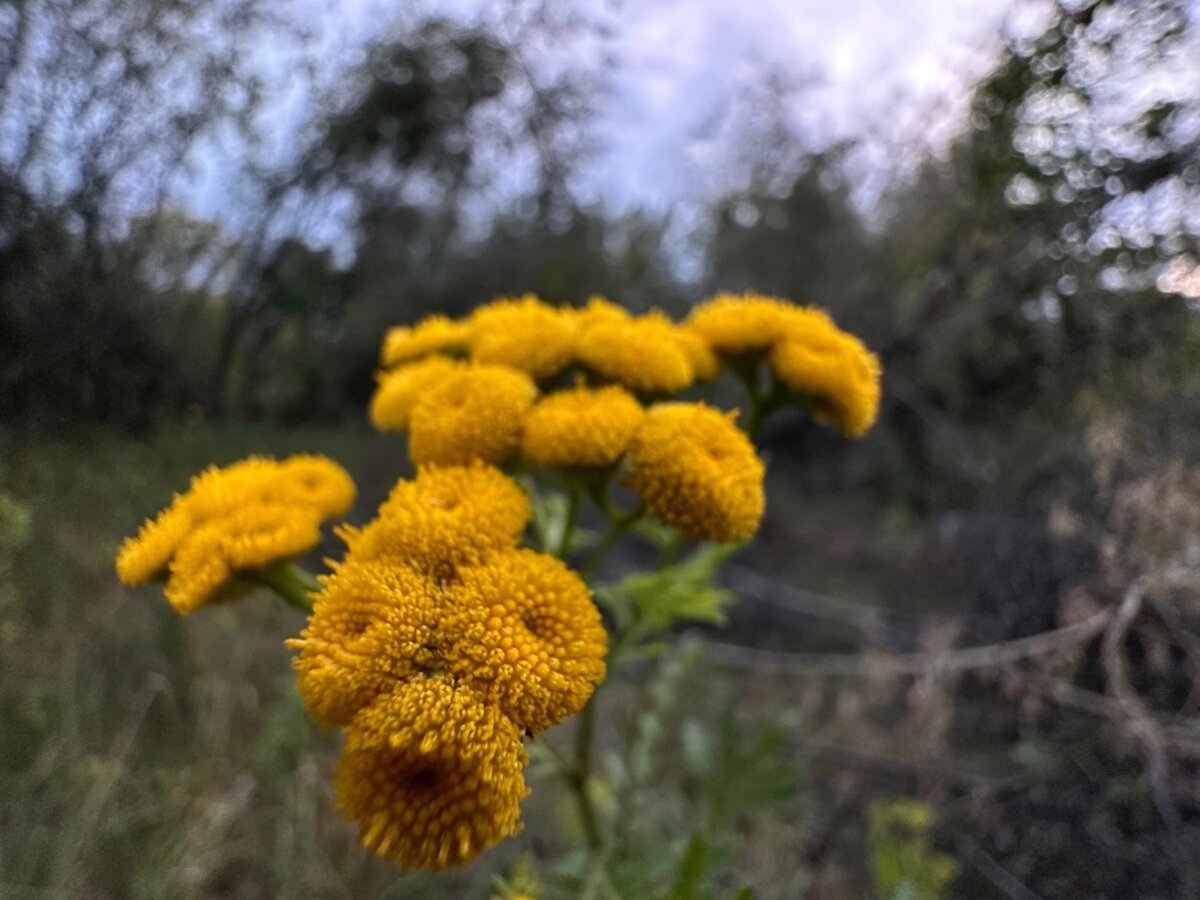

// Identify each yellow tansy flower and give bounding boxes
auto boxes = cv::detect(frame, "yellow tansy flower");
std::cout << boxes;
[575,311,694,394]
[369,355,463,432]
[469,295,576,379]
[671,325,721,382]
[768,326,882,438]
[565,295,632,330]
[116,455,355,613]
[290,560,440,727]
[627,403,765,543]
[409,365,538,466]
[520,384,644,468]
[380,316,472,369]
[335,679,529,870]
[348,463,531,580]
[164,502,324,614]
[688,293,825,354]
[442,549,607,733]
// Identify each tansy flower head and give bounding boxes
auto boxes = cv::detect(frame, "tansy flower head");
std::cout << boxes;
[116,455,355,612]
[469,295,576,379]
[671,324,721,382]
[370,355,463,432]
[164,502,324,614]
[380,316,472,369]
[627,402,765,543]
[566,295,632,330]
[441,549,607,733]
[688,293,823,354]
[520,384,645,468]
[409,365,538,466]
[348,463,531,580]
[768,325,882,438]
[575,311,695,395]
[335,679,528,870]
[290,560,440,727]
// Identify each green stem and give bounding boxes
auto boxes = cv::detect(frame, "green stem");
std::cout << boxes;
[582,504,644,581]
[557,481,583,559]
[254,560,321,613]
[573,696,603,851]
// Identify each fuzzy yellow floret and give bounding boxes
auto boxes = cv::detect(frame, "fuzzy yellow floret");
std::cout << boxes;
[115,504,192,585]
[671,325,721,381]
[520,384,644,468]
[289,560,440,727]
[627,403,765,543]
[335,680,529,870]
[408,365,538,466]
[688,293,828,354]
[469,295,576,379]
[369,355,463,432]
[380,316,472,369]
[348,463,531,580]
[575,311,695,394]
[116,455,355,612]
[442,549,607,733]
[768,325,882,438]
[164,502,324,614]
[565,295,632,330]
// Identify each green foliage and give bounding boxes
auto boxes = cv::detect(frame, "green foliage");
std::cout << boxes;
[597,543,741,645]
[868,800,957,900]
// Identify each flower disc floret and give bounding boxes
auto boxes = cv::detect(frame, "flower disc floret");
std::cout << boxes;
[442,549,607,733]
[164,502,324,614]
[408,365,538,465]
[688,293,821,354]
[520,384,645,467]
[575,312,695,394]
[349,463,531,579]
[627,403,765,543]
[116,455,355,613]
[469,295,576,379]
[380,316,472,368]
[289,560,440,726]
[370,356,464,432]
[768,326,882,438]
[335,680,528,870]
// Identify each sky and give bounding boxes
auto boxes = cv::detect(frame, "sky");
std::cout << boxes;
[178,0,1033,254]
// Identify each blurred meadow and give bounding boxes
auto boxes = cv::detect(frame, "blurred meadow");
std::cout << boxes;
[3,0,1200,897]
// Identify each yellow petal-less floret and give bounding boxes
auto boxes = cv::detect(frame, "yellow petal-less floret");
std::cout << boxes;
[671,325,721,382]
[271,455,357,517]
[565,295,632,330]
[441,549,607,733]
[289,560,441,727]
[380,316,473,369]
[768,325,882,438]
[469,295,576,379]
[575,311,695,395]
[369,356,463,432]
[688,293,824,354]
[627,402,765,543]
[335,680,529,870]
[116,455,355,613]
[520,384,645,468]
[115,504,192,584]
[348,463,531,580]
[163,502,324,614]
[408,365,538,466]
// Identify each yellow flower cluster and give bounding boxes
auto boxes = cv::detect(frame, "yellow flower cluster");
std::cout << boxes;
[115,456,355,613]
[290,463,606,869]
[627,403,765,543]
[688,292,882,438]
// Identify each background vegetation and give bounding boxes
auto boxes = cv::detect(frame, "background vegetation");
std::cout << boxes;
[2,0,1199,897]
